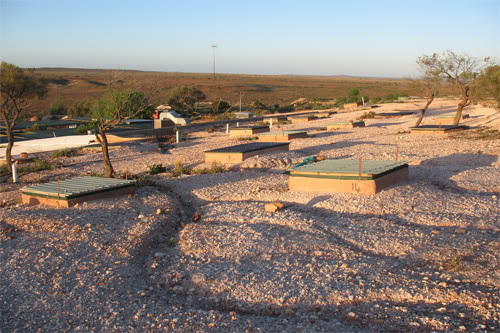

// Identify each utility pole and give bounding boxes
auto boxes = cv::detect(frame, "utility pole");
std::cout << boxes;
[211,44,217,89]
[239,92,244,112]
[211,44,218,114]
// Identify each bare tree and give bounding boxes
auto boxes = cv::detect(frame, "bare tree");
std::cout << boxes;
[0,62,47,172]
[417,51,491,126]
[410,77,440,127]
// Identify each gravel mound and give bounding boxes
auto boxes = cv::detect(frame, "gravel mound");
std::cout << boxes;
[1,99,499,332]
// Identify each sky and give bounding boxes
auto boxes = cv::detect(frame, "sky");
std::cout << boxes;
[1,0,499,77]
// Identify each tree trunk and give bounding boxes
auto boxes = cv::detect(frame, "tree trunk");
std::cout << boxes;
[5,127,14,173]
[453,87,469,126]
[415,93,435,127]
[97,128,114,178]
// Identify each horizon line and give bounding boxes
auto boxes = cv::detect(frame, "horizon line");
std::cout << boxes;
[24,66,410,80]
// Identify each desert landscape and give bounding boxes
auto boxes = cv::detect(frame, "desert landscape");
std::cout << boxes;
[2,1,499,332]
[1,98,499,332]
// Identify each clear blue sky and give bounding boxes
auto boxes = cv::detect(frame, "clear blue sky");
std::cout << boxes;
[1,0,499,77]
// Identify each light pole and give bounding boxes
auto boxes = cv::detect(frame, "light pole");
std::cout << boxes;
[211,44,217,89]
[239,92,245,112]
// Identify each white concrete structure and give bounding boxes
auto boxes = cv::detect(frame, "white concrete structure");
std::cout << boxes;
[159,111,190,125]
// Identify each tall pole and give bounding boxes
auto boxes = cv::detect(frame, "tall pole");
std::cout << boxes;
[211,44,218,113]
[211,44,217,89]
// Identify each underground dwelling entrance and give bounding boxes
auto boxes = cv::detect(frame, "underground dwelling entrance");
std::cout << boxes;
[374,111,416,118]
[289,159,408,195]
[228,125,270,137]
[263,116,287,124]
[204,142,290,163]
[327,121,365,130]
[258,130,308,142]
[410,124,467,135]
[288,115,318,123]
[20,176,136,207]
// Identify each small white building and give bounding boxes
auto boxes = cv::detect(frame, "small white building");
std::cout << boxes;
[159,111,190,126]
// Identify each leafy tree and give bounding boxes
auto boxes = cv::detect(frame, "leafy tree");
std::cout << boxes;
[348,88,360,98]
[209,98,233,114]
[0,62,47,172]
[167,86,206,117]
[472,65,500,108]
[90,90,150,177]
[417,50,491,125]
[68,99,94,118]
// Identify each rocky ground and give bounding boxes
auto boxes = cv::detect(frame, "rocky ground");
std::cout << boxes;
[1,99,499,332]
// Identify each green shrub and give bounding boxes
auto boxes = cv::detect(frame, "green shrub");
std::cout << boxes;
[0,164,9,176]
[277,105,294,113]
[68,99,93,118]
[237,136,258,141]
[32,159,56,171]
[192,162,226,175]
[75,123,96,135]
[30,123,40,132]
[17,158,56,174]
[170,160,190,177]
[213,112,236,121]
[51,148,80,158]
[348,88,360,98]
[359,111,376,119]
[147,164,167,175]
[48,103,67,115]
[253,109,273,116]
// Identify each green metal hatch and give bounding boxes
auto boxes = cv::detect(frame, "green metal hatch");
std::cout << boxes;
[20,176,136,200]
[259,130,306,136]
[290,159,408,180]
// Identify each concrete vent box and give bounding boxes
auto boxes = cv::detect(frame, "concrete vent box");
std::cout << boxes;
[289,160,408,195]
[21,176,136,207]
[258,130,308,142]
[288,116,318,123]
[229,126,270,137]
[204,142,289,163]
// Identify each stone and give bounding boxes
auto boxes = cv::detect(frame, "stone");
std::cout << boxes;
[265,201,285,213]
[156,208,164,215]
[346,312,357,320]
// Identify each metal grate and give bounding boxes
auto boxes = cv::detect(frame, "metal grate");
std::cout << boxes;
[231,126,268,130]
[206,142,289,153]
[291,159,408,178]
[21,176,136,199]
[410,125,466,131]
[259,130,306,136]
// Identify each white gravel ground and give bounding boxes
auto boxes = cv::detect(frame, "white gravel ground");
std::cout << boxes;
[1,99,499,332]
